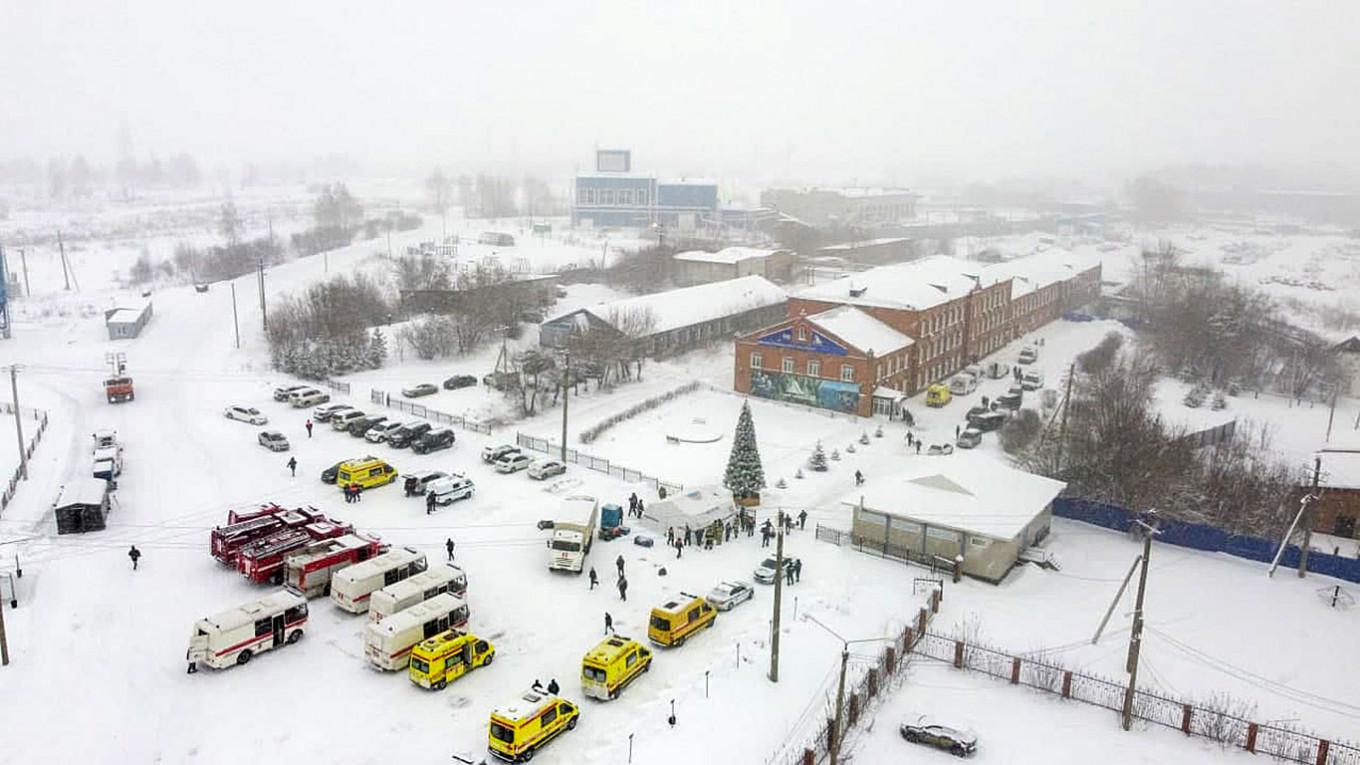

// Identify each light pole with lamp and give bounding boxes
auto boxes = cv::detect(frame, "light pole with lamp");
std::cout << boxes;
[804,614,895,765]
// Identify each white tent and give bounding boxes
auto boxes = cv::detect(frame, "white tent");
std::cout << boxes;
[641,486,737,534]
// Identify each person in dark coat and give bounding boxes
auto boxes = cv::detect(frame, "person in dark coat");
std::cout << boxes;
[793,559,802,583]
[798,509,808,530]
[785,564,795,586]
[906,430,914,446]
[855,469,864,486]
[617,576,628,601]
[955,424,960,438]
[666,527,675,546]
[287,457,297,477]
[637,498,645,518]
[128,545,141,571]
[547,678,560,695]
[616,554,625,578]
[426,490,437,515]
[589,567,599,590]
[684,526,692,546]
[353,484,363,502]
[628,494,638,517]
[446,538,455,561]
[305,419,313,438]
[675,539,683,559]
[533,678,544,691]
[915,441,922,455]
[604,611,613,634]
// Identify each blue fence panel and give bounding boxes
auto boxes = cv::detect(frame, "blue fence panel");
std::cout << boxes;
[1053,497,1359,584]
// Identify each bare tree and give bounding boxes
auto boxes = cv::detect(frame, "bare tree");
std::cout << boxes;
[219,201,243,246]
[425,168,453,238]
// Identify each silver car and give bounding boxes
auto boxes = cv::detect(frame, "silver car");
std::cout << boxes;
[706,580,754,611]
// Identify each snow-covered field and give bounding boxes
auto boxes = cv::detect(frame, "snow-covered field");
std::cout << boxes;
[2,196,1359,765]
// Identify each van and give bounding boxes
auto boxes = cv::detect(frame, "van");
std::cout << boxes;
[581,635,652,701]
[369,564,467,623]
[985,361,1010,379]
[647,593,716,647]
[290,388,330,408]
[948,374,978,395]
[925,384,952,408]
[488,689,579,762]
[363,593,469,670]
[336,457,398,491]
[186,591,307,672]
[409,629,494,690]
[1021,370,1044,391]
[330,546,427,613]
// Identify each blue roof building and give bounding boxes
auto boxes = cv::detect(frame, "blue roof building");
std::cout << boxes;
[573,149,718,230]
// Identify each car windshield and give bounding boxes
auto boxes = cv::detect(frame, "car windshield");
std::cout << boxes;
[551,540,581,552]
[583,666,606,682]
[489,723,515,744]
[761,558,777,569]
[650,615,670,631]
[409,657,429,673]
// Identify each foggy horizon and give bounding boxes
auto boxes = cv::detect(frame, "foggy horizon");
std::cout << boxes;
[3,1,1359,189]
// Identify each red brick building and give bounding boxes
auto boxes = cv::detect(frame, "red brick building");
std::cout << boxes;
[733,253,1102,416]
[1310,442,1360,539]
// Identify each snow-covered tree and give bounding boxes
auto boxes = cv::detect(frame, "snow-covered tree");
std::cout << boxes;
[367,328,388,369]
[723,401,766,501]
[809,442,828,472]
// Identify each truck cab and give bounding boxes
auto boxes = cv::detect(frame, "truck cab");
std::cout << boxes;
[581,635,651,700]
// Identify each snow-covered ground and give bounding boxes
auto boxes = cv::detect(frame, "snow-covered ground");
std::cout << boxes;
[2,197,1359,765]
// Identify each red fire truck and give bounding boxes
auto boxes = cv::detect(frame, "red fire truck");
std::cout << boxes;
[237,518,353,584]
[210,504,316,564]
[284,533,387,598]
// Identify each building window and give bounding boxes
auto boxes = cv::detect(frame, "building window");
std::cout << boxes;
[783,358,794,374]
[750,352,762,369]
[807,359,820,377]
[619,190,632,205]
[840,364,854,382]
[600,189,614,205]
[797,326,808,342]
[859,509,887,527]
[876,363,884,379]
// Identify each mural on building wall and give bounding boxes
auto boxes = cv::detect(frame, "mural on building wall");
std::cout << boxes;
[749,370,859,413]
[755,326,849,356]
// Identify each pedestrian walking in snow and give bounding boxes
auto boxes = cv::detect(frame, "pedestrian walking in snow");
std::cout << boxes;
[305,419,313,438]
[637,498,645,517]
[793,559,802,583]
[907,430,914,446]
[548,678,560,695]
[616,554,625,578]
[287,457,297,477]
[589,567,599,590]
[675,540,683,559]
[353,484,363,502]
[426,491,437,515]
[617,576,628,601]
[798,509,808,530]
[666,527,675,546]
[915,441,922,455]
[684,526,692,546]
[604,611,613,634]
[533,678,544,691]
[128,545,141,571]
[446,538,455,561]
[855,469,864,486]
[628,495,637,517]
[955,424,960,438]
[785,564,795,586]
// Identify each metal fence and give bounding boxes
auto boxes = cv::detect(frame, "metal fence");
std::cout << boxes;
[814,524,961,579]
[912,631,1360,765]
[322,379,351,395]
[1,407,49,514]
[368,389,493,435]
[514,433,683,496]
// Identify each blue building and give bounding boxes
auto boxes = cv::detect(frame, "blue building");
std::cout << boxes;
[573,149,718,230]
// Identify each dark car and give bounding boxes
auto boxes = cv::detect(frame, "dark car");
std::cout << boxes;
[411,428,456,454]
[900,717,977,757]
[387,422,433,449]
[967,410,1008,433]
[965,404,990,421]
[321,461,344,484]
[347,415,389,437]
[994,391,1023,411]
[443,374,478,391]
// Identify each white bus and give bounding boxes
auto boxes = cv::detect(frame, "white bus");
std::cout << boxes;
[329,546,427,613]
[367,564,467,624]
[186,590,308,673]
[363,593,469,670]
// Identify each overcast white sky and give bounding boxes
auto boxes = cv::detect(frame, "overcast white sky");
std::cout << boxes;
[2,0,1357,187]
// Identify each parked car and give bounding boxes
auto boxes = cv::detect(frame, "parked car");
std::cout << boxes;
[956,428,982,449]
[402,383,438,398]
[927,443,954,456]
[428,474,475,505]
[321,461,345,483]
[965,404,990,421]
[754,556,800,584]
[411,428,456,454]
[1018,346,1039,365]
[494,453,532,474]
[365,420,407,444]
[258,431,290,452]
[273,384,309,402]
[968,411,1008,433]
[387,422,433,449]
[224,405,268,425]
[1021,370,1044,391]
[313,403,352,422]
[948,374,978,396]
[482,444,521,463]
[985,361,1010,379]
[330,409,367,431]
[402,470,448,496]
[706,580,754,611]
[527,459,566,480]
[443,374,478,391]
[900,717,977,757]
[1063,310,1094,322]
[290,389,329,408]
[347,415,389,437]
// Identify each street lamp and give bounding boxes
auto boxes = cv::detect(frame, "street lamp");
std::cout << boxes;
[556,348,571,463]
[804,614,895,765]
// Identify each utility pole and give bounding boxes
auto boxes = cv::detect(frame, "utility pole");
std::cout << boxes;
[257,255,267,330]
[57,231,71,291]
[768,521,784,682]
[9,366,27,480]
[1056,361,1076,471]
[230,282,241,349]
[1325,389,1338,442]
[1299,457,1322,578]
[830,644,849,765]
[18,248,30,297]
[0,588,8,665]
[560,349,570,463]
[1121,511,1157,731]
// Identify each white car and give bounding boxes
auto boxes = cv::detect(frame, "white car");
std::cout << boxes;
[1021,371,1045,391]
[428,475,475,505]
[365,421,407,443]
[273,384,309,402]
[527,459,566,480]
[482,444,521,463]
[312,402,352,422]
[330,410,367,430]
[258,431,290,452]
[706,580,754,611]
[494,453,532,474]
[291,389,329,408]
[224,405,268,425]
[754,556,800,584]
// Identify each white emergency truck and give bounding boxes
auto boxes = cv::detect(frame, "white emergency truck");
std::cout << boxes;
[547,495,598,574]
[329,546,427,613]
[368,564,467,623]
[363,593,469,670]
[185,590,308,672]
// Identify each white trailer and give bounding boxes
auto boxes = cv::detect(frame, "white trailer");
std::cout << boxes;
[185,590,308,672]
[367,564,468,623]
[363,593,469,670]
[547,495,598,574]
[329,546,427,613]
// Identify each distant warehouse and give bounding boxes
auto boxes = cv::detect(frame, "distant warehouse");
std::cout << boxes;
[671,247,793,287]
[540,276,787,359]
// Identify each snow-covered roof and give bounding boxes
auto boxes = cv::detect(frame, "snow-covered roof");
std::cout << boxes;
[816,237,913,252]
[1318,436,1360,489]
[807,305,914,355]
[984,250,1103,297]
[797,255,994,311]
[105,308,145,325]
[673,247,782,265]
[63,477,110,507]
[551,276,787,336]
[642,486,736,531]
[200,591,305,633]
[846,457,1066,540]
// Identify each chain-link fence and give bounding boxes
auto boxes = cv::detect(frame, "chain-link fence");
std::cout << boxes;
[368,389,493,435]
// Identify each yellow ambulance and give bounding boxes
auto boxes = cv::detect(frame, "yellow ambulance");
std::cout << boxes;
[336,457,398,490]
[409,629,494,690]
[488,689,579,762]
[580,635,652,701]
[647,593,716,647]
[925,383,952,408]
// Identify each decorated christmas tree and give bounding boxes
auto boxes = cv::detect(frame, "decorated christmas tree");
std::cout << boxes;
[723,401,767,503]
